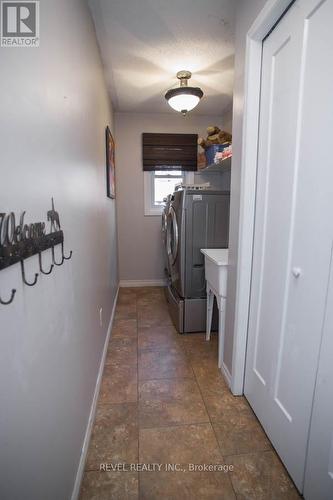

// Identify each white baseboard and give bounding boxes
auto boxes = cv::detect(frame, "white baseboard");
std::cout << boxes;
[71,285,119,500]
[221,361,232,389]
[119,279,166,287]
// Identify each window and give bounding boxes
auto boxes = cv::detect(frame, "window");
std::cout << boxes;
[153,170,183,205]
[144,170,193,216]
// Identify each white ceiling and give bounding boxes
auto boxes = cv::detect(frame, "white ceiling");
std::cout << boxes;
[89,0,236,116]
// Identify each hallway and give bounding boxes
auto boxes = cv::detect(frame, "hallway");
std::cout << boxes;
[79,287,300,499]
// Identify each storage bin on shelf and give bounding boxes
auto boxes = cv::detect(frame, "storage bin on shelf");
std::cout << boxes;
[205,144,232,165]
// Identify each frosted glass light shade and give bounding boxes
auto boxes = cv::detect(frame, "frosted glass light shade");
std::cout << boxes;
[165,86,203,114]
[167,94,200,112]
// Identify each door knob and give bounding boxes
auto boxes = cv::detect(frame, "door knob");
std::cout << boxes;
[292,267,302,278]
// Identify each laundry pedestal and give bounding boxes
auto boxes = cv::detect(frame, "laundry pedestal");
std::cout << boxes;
[201,249,228,368]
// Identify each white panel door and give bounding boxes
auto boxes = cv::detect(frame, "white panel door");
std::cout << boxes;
[304,250,333,500]
[245,0,333,492]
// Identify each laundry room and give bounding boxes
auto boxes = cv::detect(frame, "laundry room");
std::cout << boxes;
[116,114,232,283]
[1,0,333,499]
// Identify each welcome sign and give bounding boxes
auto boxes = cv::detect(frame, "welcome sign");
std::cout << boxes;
[0,199,64,271]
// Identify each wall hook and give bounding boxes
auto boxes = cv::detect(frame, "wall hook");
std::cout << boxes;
[61,242,72,260]
[38,252,54,275]
[0,288,16,305]
[51,245,64,266]
[20,260,39,286]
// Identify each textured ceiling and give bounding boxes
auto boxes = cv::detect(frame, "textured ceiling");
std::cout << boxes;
[89,0,236,116]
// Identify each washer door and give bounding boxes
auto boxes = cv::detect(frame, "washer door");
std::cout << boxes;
[166,206,178,266]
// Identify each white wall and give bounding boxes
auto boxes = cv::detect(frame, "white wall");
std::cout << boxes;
[0,1,118,499]
[223,0,267,375]
[115,111,232,283]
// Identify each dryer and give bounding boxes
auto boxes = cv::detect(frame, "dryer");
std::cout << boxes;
[165,189,230,333]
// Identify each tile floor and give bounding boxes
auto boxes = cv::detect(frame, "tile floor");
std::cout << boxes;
[79,287,301,500]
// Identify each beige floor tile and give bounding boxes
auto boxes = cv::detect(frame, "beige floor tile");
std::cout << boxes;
[118,287,137,299]
[99,363,137,404]
[119,287,138,293]
[137,304,173,327]
[111,318,137,339]
[79,471,138,500]
[181,334,219,362]
[138,325,180,352]
[85,403,138,470]
[82,287,298,500]
[181,332,218,343]
[139,423,223,464]
[137,298,166,309]
[137,286,165,297]
[225,451,301,500]
[105,337,137,366]
[117,292,137,307]
[136,302,169,313]
[140,424,234,500]
[139,378,209,428]
[203,391,250,422]
[137,292,166,308]
[212,410,272,457]
[140,470,236,500]
[115,303,137,320]
[138,348,193,381]
[192,360,229,396]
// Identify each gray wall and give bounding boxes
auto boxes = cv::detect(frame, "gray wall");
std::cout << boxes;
[224,0,267,375]
[0,1,118,499]
[115,111,232,282]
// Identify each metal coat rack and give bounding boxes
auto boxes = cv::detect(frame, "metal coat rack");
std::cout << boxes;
[0,199,73,306]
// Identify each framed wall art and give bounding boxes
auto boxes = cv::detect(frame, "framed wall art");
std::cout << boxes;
[105,126,115,199]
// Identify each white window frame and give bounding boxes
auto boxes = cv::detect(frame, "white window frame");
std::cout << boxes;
[144,170,194,216]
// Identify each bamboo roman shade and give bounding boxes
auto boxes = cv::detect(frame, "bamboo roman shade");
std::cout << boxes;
[142,133,198,171]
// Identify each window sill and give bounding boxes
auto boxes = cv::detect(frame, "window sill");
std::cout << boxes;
[144,206,163,217]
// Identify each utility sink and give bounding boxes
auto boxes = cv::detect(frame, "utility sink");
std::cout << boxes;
[201,249,229,297]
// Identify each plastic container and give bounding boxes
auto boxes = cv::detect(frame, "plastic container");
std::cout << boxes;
[205,144,230,165]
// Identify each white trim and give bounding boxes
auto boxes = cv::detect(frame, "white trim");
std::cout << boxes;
[119,279,166,287]
[231,0,294,395]
[221,361,232,388]
[144,172,164,216]
[71,285,120,500]
[143,171,191,217]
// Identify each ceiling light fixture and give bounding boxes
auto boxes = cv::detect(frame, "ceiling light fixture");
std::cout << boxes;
[165,71,203,116]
